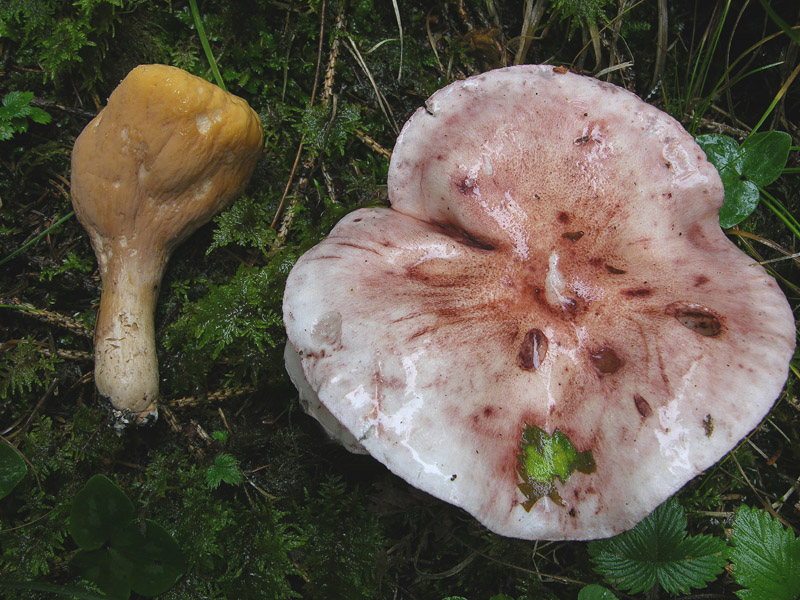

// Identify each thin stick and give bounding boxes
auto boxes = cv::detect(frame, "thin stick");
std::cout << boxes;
[0,298,92,338]
[0,211,75,267]
[272,2,347,246]
[426,10,444,73]
[354,128,392,160]
[168,384,255,408]
[650,0,668,91]
[391,0,404,81]
[514,0,548,66]
[269,0,328,231]
[730,451,793,530]
[752,251,800,266]
[269,142,306,230]
[346,37,400,134]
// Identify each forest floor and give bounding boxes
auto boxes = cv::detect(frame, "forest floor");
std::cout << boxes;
[0,1,798,599]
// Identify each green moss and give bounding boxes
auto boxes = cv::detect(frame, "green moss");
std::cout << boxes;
[294,479,386,600]
[0,339,59,402]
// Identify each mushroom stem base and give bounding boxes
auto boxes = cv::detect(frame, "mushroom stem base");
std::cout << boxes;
[94,250,167,421]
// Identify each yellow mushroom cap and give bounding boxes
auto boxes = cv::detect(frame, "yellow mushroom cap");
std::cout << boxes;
[71,63,263,271]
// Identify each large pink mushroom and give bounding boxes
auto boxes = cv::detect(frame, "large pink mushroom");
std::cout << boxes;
[282,65,795,540]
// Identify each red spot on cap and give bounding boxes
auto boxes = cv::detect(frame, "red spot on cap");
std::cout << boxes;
[633,394,653,418]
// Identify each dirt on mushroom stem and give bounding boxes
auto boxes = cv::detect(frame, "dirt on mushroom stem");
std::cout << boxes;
[93,241,168,421]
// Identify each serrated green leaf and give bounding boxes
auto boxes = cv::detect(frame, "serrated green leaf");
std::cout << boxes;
[730,505,800,600]
[589,498,727,595]
[1,91,35,114]
[206,453,244,489]
[0,91,50,139]
[28,106,52,124]
[0,121,16,141]
[662,534,730,594]
[578,584,619,600]
[69,475,135,550]
[0,442,27,499]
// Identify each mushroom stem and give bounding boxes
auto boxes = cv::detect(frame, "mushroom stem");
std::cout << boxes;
[93,244,168,421]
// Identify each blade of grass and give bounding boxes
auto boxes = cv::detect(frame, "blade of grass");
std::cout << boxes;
[687,1,732,132]
[750,61,800,134]
[391,0,404,81]
[691,28,794,121]
[0,211,74,267]
[188,0,226,90]
[758,0,800,46]
[759,189,800,239]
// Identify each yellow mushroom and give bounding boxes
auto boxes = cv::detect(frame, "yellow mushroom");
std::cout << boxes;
[71,64,263,423]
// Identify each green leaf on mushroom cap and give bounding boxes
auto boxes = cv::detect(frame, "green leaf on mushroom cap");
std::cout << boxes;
[517,425,596,510]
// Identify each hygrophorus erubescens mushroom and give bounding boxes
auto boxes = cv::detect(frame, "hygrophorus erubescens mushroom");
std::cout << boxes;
[71,64,263,424]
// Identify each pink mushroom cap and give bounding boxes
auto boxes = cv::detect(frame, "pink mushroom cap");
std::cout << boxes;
[283,65,795,540]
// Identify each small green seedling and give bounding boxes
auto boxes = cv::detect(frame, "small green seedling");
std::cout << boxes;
[0,91,52,141]
[0,442,27,499]
[696,131,791,228]
[69,475,186,599]
[206,453,244,489]
[211,430,229,443]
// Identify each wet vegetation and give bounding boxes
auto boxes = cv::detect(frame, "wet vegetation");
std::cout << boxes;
[1,0,798,598]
